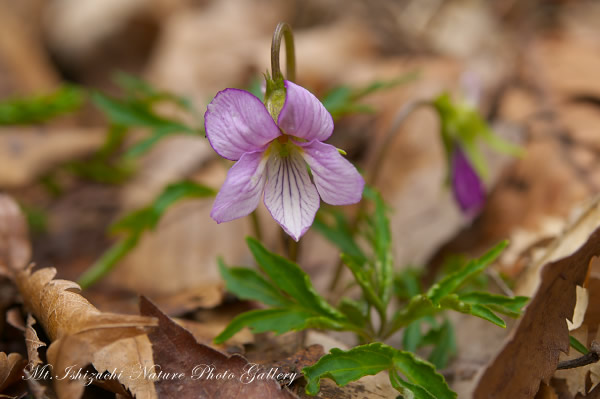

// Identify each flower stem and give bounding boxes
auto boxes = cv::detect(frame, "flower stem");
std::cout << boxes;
[250,211,263,241]
[271,22,296,83]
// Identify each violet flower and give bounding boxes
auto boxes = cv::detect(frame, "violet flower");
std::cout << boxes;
[450,146,485,215]
[205,80,365,241]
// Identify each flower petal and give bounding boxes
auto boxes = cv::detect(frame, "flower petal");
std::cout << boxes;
[211,151,267,223]
[264,149,320,241]
[277,81,333,142]
[299,141,364,205]
[451,147,485,214]
[205,89,281,160]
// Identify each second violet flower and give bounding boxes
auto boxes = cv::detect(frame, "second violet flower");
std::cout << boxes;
[205,80,365,241]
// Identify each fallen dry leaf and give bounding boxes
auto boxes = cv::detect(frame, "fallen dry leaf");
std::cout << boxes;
[554,326,592,396]
[140,296,298,399]
[0,352,26,392]
[92,335,157,399]
[474,229,600,398]
[15,266,157,399]
[24,314,46,368]
[0,194,157,398]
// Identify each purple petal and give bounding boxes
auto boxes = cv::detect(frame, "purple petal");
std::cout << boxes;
[211,151,268,223]
[205,89,281,161]
[299,141,364,205]
[277,81,333,142]
[263,149,320,241]
[451,147,485,214]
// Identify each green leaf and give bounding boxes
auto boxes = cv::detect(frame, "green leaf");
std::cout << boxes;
[246,237,345,320]
[337,298,367,329]
[112,181,215,234]
[440,295,506,327]
[395,268,422,301]
[427,241,507,304]
[78,181,215,289]
[78,236,139,289]
[313,209,367,265]
[402,321,422,352]
[422,320,456,369]
[0,85,85,125]
[570,335,589,355]
[303,343,455,398]
[391,295,436,330]
[218,260,292,307]
[215,308,314,343]
[458,292,528,317]
[393,350,455,399]
[321,72,417,120]
[341,254,385,318]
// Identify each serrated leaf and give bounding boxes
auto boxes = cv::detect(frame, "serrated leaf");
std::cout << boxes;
[458,292,528,317]
[393,350,455,399]
[303,343,455,398]
[390,295,436,330]
[246,237,345,320]
[427,241,507,304]
[215,308,313,343]
[218,260,292,307]
[440,296,506,327]
[341,253,385,318]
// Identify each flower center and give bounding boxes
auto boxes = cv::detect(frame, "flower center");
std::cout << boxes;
[268,135,299,158]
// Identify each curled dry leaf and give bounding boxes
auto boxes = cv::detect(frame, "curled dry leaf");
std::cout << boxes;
[0,194,157,399]
[25,314,46,368]
[474,221,600,399]
[139,296,298,399]
[15,266,157,399]
[92,335,157,399]
[0,352,26,392]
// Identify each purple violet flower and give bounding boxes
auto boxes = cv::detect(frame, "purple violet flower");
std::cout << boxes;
[205,80,365,241]
[451,146,485,215]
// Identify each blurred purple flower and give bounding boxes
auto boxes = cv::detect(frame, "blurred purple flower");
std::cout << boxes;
[205,80,364,241]
[451,146,485,215]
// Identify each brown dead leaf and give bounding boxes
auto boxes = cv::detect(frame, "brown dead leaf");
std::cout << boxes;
[139,296,298,399]
[536,382,559,399]
[0,194,157,399]
[0,352,26,392]
[474,229,600,398]
[14,266,157,399]
[554,326,591,396]
[25,314,46,368]
[150,283,224,317]
[92,335,157,399]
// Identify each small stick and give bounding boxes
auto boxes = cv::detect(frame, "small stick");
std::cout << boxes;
[557,341,600,370]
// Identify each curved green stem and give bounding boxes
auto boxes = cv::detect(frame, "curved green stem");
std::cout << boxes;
[78,236,139,289]
[271,22,296,83]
